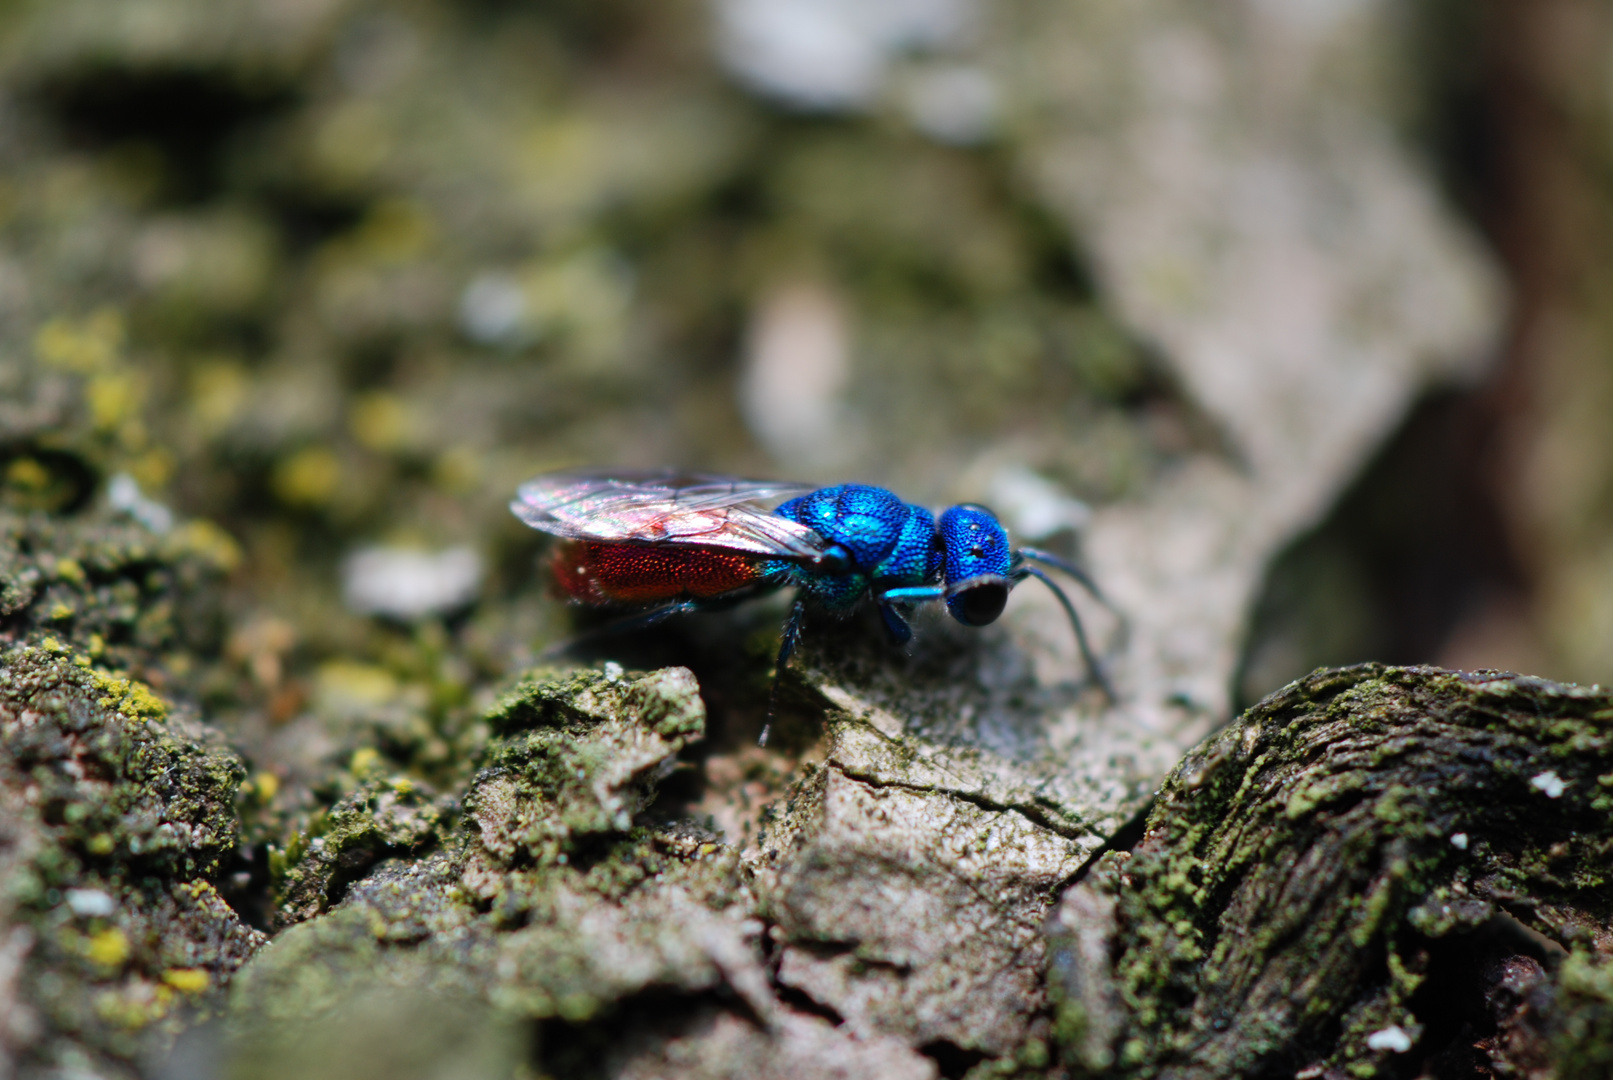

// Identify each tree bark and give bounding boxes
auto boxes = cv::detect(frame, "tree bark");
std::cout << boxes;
[1048,664,1613,1080]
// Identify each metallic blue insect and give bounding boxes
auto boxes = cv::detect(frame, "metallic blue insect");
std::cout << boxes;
[512,469,1115,740]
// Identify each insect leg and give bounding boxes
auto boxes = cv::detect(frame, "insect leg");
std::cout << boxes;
[1017,564,1116,703]
[876,584,946,604]
[873,584,947,645]
[760,597,808,748]
[877,603,914,645]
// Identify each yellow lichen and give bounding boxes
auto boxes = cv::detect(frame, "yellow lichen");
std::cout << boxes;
[130,447,175,490]
[5,456,51,494]
[33,308,125,374]
[92,670,170,723]
[86,927,130,968]
[161,968,211,994]
[166,518,244,573]
[86,371,142,432]
[350,391,413,452]
[317,661,399,715]
[272,446,342,507]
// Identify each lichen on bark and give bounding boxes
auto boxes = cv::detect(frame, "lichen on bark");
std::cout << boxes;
[0,646,262,1079]
[230,666,921,1077]
[1047,664,1613,1079]
[0,504,236,682]
[230,639,1115,1079]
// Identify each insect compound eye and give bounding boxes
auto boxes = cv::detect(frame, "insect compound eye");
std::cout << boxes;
[948,582,1009,626]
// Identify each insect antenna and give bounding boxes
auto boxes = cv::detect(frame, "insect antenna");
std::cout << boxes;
[1015,562,1117,703]
[1016,546,1107,603]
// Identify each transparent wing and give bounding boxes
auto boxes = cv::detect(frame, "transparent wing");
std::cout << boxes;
[511,468,827,559]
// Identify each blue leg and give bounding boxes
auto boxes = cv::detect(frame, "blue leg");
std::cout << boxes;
[877,584,946,604]
[878,603,914,645]
[1018,564,1116,702]
[875,585,943,644]
[760,597,808,748]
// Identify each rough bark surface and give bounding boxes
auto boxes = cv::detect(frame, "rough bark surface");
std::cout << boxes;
[1048,664,1613,1080]
[226,665,942,1079]
[0,648,262,1080]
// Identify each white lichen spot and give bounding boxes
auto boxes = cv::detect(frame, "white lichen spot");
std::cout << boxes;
[1365,1025,1412,1053]
[65,888,116,918]
[108,473,174,534]
[714,0,978,111]
[1530,771,1568,798]
[1450,832,1469,850]
[341,545,482,619]
[459,272,531,347]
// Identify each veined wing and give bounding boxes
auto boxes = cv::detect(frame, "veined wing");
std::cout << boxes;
[511,469,826,559]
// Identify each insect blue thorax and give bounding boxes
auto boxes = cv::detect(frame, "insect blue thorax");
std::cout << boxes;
[767,484,939,611]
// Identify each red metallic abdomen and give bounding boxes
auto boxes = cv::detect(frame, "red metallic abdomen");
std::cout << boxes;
[552,541,764,605]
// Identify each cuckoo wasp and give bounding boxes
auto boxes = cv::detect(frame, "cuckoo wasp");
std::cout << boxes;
[512,469,1115,742]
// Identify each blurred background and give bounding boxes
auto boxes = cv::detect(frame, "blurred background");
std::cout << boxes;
[0,0,1609,770]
